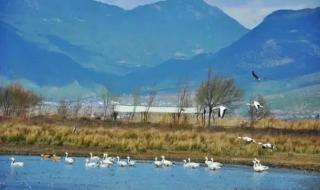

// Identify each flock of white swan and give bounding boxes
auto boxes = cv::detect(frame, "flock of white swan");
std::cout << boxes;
[10,150,270,172]
[9,100,273,173]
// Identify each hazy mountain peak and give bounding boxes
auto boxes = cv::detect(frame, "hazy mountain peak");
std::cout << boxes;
[0,0,247,92]
[122,7,320,93]
[262,7,320,25]
[150,0,221,12]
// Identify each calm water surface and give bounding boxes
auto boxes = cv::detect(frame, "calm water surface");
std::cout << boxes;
[0,156,319,190]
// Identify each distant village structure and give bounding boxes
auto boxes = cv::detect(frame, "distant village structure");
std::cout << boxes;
[30,99,200,121]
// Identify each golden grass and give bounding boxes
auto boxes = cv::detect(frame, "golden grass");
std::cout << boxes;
[0,117,319,170]
[0,119,319,156]
[124,113,320,130]
[209,116,320,130]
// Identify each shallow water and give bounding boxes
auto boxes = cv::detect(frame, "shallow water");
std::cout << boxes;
[0,156,319,190]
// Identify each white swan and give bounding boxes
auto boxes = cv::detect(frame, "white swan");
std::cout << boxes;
[116,156,128,167]
[204,157,213,165]
[104,153,115,162]
[210,158,222,167]
[258,142,275,150]
[101,154,113,165]
[127,156,136,167]
[11,157,24,167]
[253,101,263,110]
[161,155,172,167]
[187,158,199,169]
[247,101,263,110]
[85,159,99,168]
[213,105,228,118]
[238,136,256,144]
[253,158,269,172]
[65,152,74,164]
[89,152,100,162]
[154,157,163,167]
[99,161,111,168]
[183,159,199,169]
[207,163,221,170]
[183,159,190,168]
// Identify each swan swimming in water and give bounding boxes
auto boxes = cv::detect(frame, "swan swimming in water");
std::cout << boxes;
[154,157,163,167]
[89,153,100,162]
[188,158,199,168]
[85,159,99,168]
[65,152,74,164]
[104,153,115,162]
[207,163,221,170]
[210,158,222,167]
[11,157,24,167]
[99,161,111,168]
[253,158,269,172]
[183,158,199,169]
[161,155,173,167]
[101,154,113,165]
[204,157,213,166]
[183,159,190,168]
[117,156,128,167]
[204,157,223,168]
[127,156,136,167]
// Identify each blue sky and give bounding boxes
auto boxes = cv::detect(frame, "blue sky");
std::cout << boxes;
[95,0,320,28]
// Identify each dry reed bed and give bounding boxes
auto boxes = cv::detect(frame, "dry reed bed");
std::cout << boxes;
[0,120,319,158]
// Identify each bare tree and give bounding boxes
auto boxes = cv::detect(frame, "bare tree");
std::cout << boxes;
[35,95,45,116]
[175,81,191,124]
[57,99,70,119]
[196,70,243,127]
[0,83,41,117]
[131,88,140,121]
[70,97,82,119]
[0,86,5,117]
[2,87,11,116]
[143,84,157,122]
[248,95,271,127]
[100,87,111,120]
[83,103,93,118]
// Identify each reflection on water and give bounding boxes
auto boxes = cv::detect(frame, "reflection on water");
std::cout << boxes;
[0,156,319,190]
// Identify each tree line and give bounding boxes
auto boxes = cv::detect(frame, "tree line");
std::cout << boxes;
[0,71,270,127]
[0,83,41,118]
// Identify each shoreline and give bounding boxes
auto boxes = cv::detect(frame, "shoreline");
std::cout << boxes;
[1,118,319,172]
[1,144,319,172]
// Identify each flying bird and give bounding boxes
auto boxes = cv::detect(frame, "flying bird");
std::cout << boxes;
[251,70,261,81]
[247,101,263,110]
[213,106,228,118]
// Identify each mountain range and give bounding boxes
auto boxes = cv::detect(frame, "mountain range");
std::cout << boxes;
[0,0,247,76]
[0,0,319,113]
[124,7,320,89]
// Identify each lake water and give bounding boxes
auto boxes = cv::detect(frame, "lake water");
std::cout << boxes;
[0,156,319,190]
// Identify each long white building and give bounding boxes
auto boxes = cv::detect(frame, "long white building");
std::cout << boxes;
[114,105,198,114]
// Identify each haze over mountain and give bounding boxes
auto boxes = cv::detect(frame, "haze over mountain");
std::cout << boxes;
[0,22,115,87]
[0,0,247,77]
[0,0,319,113]
[121,7,320,112]
[125,8,320,88]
